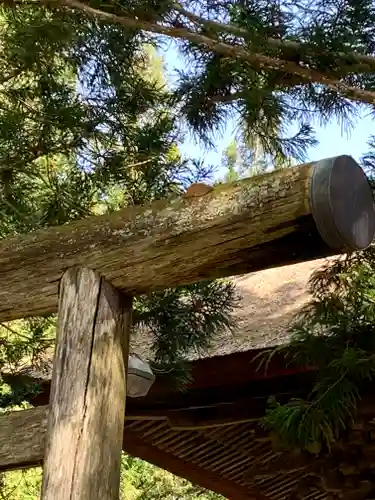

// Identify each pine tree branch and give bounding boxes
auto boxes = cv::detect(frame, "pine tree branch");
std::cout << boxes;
[209,91,246,103]
[44,0,375,107]
[313,372,346,407]
[173,3,375,74]
[6,0,375,75]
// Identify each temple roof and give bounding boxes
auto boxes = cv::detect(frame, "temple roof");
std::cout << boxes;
[130,257,334,360]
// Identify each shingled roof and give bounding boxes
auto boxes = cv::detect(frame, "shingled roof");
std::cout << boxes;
[130,257,334,361]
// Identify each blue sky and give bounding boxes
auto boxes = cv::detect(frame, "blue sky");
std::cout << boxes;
[160,43,373,175]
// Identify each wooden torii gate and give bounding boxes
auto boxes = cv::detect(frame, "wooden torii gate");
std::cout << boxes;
[0,155,374,500]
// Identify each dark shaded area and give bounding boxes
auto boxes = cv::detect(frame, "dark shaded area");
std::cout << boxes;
[24,348,314,418]
[195,215,336,282]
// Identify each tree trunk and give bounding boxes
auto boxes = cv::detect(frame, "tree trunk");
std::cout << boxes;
[0,155,372,322]
[40,268,132,500]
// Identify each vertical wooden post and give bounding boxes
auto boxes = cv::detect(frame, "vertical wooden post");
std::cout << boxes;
[41,267,132,500]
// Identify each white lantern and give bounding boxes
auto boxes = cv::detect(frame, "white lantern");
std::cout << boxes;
[127,355,155,398]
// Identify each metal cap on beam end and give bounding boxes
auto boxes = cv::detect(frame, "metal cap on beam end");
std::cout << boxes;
[310,155,375,251]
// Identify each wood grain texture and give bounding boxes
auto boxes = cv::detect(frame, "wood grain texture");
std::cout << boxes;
[41,268,132,500]
[0,405,47,471]
[0,161,338,322]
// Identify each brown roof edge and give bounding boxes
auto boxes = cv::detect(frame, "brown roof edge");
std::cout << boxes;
[27,348,314,410]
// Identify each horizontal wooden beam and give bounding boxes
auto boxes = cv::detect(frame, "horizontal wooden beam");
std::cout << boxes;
[0,155,373,322]
[0,406,166,472]
[3,396,375,472]
[0,406,47,471]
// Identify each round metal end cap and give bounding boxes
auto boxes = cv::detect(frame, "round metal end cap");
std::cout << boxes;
[310,155,375,251]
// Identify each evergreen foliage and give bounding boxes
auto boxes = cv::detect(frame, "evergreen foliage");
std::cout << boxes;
[261,237,375,454]
[120,455,222,500]
[26,0,375,166]
[258,127,375,453]
[0,454,223,499]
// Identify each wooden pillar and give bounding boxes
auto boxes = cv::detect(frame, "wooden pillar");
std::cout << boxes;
[41,267,132,500]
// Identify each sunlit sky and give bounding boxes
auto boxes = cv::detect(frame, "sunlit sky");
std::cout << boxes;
[160,43,374,176]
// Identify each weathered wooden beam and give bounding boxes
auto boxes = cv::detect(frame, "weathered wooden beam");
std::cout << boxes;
[41,268,132,500]
[0,406,165,472]
[2,397,375,474]
[0,155,373,322]
[0,405,47,471]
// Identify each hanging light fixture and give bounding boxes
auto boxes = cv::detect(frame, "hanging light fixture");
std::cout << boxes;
[127,355,156,398]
